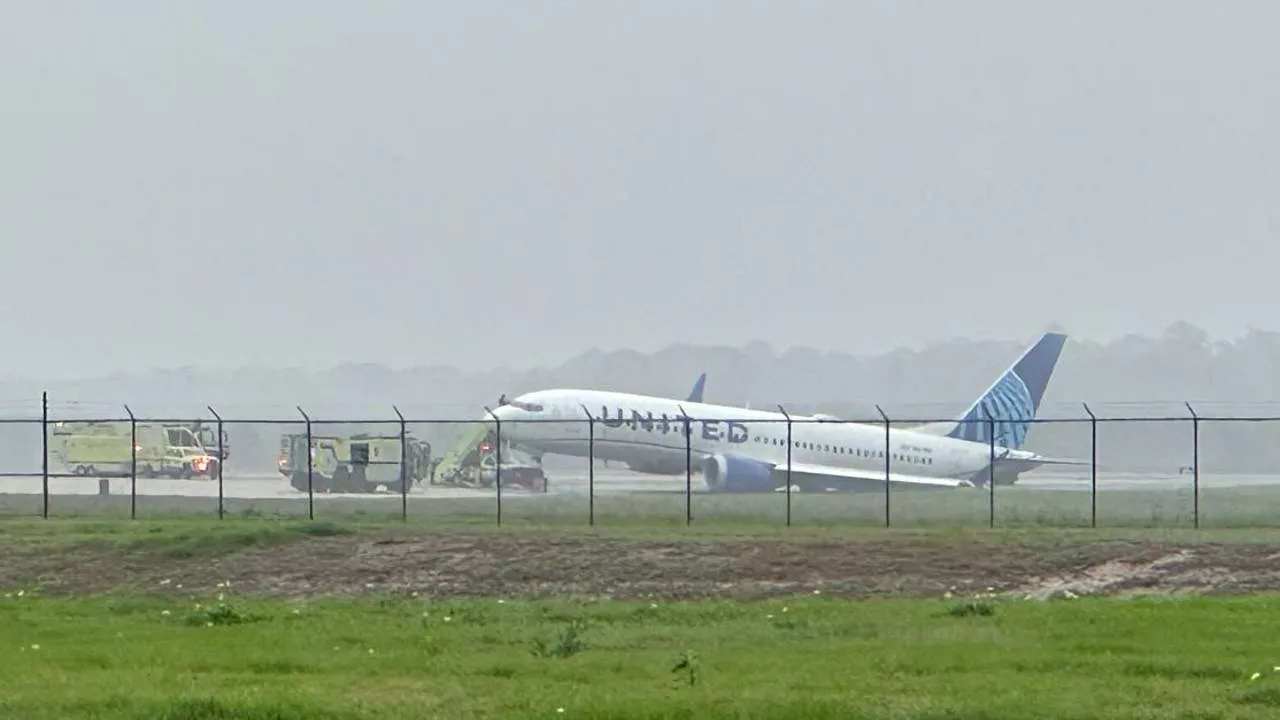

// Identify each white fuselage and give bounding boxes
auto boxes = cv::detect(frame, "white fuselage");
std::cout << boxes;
[491,388,1014,484]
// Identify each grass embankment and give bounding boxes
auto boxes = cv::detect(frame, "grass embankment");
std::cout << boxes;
[4,519,1280,718]
[3,592,1280,719]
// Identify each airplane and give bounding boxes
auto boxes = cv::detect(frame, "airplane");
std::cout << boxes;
[489,332,1086,493]
[502,373,708,474]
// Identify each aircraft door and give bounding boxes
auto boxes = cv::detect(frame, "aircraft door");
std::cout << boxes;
[558,402,586,440]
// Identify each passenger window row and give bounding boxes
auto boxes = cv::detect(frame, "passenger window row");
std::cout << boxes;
[750,435,934,465]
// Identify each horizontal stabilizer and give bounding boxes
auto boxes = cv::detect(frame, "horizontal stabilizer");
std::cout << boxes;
[1000,454,1095,473]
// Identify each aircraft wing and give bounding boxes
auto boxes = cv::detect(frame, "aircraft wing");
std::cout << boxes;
[773,461,975,492]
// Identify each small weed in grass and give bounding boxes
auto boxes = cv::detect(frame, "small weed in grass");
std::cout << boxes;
[185,601,267,627]
[531,620,587,659]
[671,650,699,687]
[944,600,997,617]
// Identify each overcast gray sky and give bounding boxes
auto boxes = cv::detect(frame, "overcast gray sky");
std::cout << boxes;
[2,1,1277,379]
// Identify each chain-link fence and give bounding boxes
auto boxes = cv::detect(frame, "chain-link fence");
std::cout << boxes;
[4,394,1280,528]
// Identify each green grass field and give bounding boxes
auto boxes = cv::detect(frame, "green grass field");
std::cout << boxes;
[5,482,1280,528]
[4,591,1280,719]
[6,517,1280,718]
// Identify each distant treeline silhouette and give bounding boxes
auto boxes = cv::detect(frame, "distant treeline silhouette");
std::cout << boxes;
[2,321,1279,474]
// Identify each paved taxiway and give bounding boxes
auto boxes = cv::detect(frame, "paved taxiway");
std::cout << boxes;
[1013,470,1280,492]
[3,468,1280,500]
[0,470,682,500]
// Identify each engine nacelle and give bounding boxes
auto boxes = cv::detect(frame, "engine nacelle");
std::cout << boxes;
[701,453,777,493]
[810,413,842,422]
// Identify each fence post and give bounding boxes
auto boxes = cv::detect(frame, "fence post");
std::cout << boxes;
[483,407,502,526]
[679,404,692,526]
[41,391,49,519]
[1185,402,1200,529]
[875,405,890,528]
[580,405,595,527]
[297,406,313,521]
[777,405,793,527]
[207,406,224,520]
[394,405,407,522]
[124,404,137,520]
[985,409,995,529]
[1082,403,1097,528]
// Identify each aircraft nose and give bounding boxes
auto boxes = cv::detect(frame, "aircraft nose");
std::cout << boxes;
[487,404,519,423]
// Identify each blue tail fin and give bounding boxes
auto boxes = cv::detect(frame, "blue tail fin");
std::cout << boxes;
[686,373,707,403]
[946,332,1068,449]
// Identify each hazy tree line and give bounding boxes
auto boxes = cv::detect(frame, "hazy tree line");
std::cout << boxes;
[3,321,1280,475]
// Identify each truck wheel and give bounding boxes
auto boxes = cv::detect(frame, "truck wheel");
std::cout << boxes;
[331,467,351,494]
[307,473,332,493]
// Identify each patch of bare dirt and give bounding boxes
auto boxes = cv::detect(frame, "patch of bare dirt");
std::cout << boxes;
[1013,544,1280,600]
[7,532,1280,600]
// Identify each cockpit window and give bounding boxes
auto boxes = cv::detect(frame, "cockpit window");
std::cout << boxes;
[496,394,545,412]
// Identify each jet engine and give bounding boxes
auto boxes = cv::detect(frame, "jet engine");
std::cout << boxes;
[701,453,777,493]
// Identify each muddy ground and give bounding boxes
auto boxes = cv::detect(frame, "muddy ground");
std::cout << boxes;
[7,528,1280,601]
